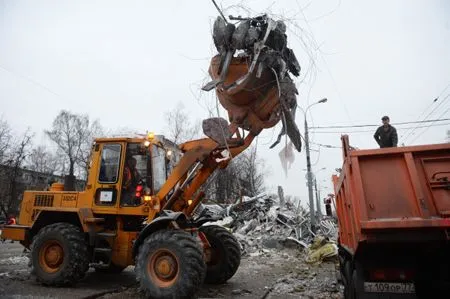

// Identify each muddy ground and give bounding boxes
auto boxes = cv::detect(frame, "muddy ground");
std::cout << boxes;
[0,242,342,298]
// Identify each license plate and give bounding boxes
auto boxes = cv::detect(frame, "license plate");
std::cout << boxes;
[364,282,415,293]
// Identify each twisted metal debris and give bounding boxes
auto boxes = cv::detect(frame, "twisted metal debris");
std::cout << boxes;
[194,193,338,256]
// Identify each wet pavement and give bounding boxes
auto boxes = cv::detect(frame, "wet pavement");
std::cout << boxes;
[0,242,342,299]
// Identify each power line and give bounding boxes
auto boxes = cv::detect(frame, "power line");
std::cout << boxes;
[401,93,450,143]
[310,141,341,148]
[399,81,450,142]
[311,122,450,134]
[310,118,450,129]
[408,108,450,144]
[399,95,441,142]
[0,64,60,98]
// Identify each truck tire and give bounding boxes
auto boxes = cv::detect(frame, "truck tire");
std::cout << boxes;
[199,225,241,284]
[338,253,347,285]
[343,261,356,299]
[135,229,206,299]
[30,222,89,286]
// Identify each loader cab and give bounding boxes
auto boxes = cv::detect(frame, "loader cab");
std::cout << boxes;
[92,137,173,209]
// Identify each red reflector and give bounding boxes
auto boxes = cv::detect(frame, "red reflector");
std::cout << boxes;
[369,268,414,281]
[371,270,386,281]
[135,192,141,197]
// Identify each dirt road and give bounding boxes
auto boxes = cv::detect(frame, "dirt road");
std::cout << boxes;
[0,242,341,298]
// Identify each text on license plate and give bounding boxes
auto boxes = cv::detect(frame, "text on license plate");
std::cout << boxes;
[364,282,415,293]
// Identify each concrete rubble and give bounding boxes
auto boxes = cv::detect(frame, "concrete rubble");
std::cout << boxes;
[192,193,342,297]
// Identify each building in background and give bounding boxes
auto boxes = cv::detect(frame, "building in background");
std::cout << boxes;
[0,165,84,217]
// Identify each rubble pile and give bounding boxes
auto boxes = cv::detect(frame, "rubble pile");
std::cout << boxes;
[196,193,338,257]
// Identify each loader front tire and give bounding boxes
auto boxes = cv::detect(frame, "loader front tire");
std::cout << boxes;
[135,229,206,299]
[200,225,241,284]
[30,222,89,286]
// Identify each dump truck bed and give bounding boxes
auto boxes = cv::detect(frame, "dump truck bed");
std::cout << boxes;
[334,137,450,254]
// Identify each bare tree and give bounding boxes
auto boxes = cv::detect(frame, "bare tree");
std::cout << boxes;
[203,146,266,203]
[0,117,12,163]
[164,102,201,144]
[235,145,266,197]
[45,110,102,189]
[0,129,34,218]
[77,119,103,180]
[26,145,60,175]
[204,161,242,203]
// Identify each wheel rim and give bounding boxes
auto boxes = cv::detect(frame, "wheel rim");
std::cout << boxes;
[39,240,64,273]
[147,249,179,288]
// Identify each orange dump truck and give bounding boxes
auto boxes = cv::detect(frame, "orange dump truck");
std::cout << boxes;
[333,135,450,299]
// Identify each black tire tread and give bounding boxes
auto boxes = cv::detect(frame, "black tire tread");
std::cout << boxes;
[30,222,89,286]
[135,229,206,299]
[200,225,241,284]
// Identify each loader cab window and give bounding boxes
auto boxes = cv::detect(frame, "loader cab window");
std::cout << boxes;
[121,143,151,206]
[98,144,121,183]
[152,145,167,194]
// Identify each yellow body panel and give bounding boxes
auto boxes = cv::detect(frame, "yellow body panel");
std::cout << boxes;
[112,230,138,267]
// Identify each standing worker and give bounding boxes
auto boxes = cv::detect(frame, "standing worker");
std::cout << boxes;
[374,115,398,148]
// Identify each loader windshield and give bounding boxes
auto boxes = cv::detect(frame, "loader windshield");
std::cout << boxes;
[124,143,150,186]
[152,145,166,193]
[121,143,167,203]
[120,143,150,206]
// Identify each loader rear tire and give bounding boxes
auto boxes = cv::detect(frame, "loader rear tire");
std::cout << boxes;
[135,229,206,299]
[30,222,89,286]
[199,225,241,284]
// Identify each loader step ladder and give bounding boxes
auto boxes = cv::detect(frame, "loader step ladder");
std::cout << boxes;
[91,231,117,269]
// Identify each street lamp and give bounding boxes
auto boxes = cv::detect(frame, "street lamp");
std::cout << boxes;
[299,98,328,233]
[314,167,326,220]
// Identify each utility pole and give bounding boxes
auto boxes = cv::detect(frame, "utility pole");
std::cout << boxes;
[304,117,316,232]
[314,177,322,220]
[302,98,327,234]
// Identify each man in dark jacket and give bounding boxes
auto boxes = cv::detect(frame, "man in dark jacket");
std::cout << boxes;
[374,116,398,148]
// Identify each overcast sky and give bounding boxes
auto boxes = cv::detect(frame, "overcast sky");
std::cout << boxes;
[1,0,449,204]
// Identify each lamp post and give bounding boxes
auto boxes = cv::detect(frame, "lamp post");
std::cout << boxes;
[314,167,326,220]
[300,98,328,233]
